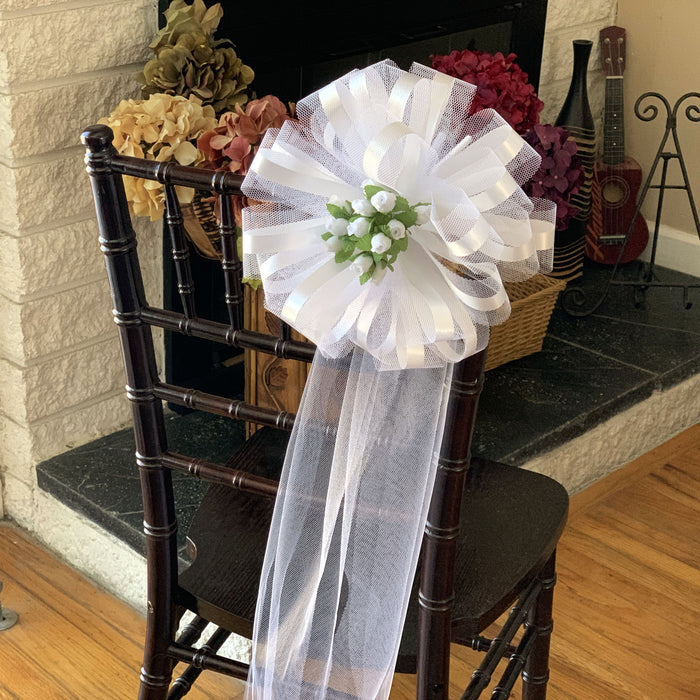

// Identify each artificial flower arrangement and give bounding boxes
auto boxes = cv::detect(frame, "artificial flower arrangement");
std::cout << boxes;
[321,184,430,285]
[430,48,543,135]
[99,0,255,222]
[137,0,254,113]
[523,123,585,231]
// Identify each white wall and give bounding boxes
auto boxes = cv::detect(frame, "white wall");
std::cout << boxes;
[617,0,700,271]
[0,0,161,527]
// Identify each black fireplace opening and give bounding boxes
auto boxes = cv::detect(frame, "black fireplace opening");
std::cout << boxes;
[161,0,549,392]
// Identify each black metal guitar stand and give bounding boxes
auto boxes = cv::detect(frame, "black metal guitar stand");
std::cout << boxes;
[562,91,700,316]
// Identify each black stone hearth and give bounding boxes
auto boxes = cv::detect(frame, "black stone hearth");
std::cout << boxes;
[38,262,700,557]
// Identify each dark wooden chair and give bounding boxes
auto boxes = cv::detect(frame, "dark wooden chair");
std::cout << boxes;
[81,123,569,700]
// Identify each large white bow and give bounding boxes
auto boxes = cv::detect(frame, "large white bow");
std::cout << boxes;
[242,61,555,700]
[243,60,554,370]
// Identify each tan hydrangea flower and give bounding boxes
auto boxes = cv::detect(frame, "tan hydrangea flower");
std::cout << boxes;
[99,93,218,220]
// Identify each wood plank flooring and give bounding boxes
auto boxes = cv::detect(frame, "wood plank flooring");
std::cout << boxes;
[0,526,240,699]
[1,423,699,699]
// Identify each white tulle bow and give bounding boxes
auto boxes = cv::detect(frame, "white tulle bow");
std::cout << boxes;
[242,60,555,369]
[242,61,555,700]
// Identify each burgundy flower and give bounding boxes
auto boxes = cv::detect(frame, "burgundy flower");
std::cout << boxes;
[431,49,543,134]
[523,124,585,231]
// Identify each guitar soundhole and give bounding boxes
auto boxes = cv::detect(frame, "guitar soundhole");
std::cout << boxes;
[601,177,629,208]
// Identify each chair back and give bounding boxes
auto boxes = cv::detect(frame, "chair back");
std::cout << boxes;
[81,123,487,694]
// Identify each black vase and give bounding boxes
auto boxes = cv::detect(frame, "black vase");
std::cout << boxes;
[552,39,596,281]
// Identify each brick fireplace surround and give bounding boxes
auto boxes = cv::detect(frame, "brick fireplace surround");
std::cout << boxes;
[2,0,700,612]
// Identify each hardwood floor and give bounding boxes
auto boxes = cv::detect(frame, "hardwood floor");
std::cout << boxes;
[1,424,699,699]
[0,523,241,699]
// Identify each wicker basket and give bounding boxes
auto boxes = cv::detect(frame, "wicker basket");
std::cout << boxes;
[485,274,565,371]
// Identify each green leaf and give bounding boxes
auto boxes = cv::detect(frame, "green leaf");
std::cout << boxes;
[342,236,355,253]
[363,184,384,199]
[335,248,353,264]
[387,240,401,256]
[356,233,372,251]
[395,195,410,211]
[359,265,376,285]
[321,231,333,241]
[374,212,391,226]
[372,252,383,264]
[398,236,409,252]
[326,203,349,219]
[393,210,418,228]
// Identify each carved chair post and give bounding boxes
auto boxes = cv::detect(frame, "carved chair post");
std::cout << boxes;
[521,551,557,699]
[82,125,177,700]
[416,349,487,700]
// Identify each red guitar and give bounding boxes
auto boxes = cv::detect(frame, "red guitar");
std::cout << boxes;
[585,26,649,264]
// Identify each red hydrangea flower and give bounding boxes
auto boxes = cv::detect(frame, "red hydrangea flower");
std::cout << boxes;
[430,49,543,135]
[523,124,585,231]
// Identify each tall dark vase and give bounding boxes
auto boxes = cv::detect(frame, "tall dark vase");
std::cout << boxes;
[552,39,596,281]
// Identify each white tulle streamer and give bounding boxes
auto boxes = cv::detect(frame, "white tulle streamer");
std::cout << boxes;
[242,61,555,699]
[247,349,452,698]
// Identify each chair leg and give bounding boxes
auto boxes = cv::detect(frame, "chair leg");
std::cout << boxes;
[138,656,173,700]
[521,551,557,700]
[137,611,175,700]
[137,513,179,699]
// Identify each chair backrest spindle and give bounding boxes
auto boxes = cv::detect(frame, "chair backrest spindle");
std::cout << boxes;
[164,184,197,319]
[83,126,179,666]
[219,194,244,330]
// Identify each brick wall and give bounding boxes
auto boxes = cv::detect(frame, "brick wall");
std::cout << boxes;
[0,0,618,530]
[539,0,618,129]
[0,0,160,526]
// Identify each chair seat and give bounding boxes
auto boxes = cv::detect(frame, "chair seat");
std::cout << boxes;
[177,427,288,638]
[178,428,568,672]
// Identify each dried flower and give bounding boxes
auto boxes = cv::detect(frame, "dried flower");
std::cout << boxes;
[138,0,254,113]
[197,95,296,225]
[99,93,218,220]
[150,0,223,51]
[523,124,585,230]
[430,49,543,135]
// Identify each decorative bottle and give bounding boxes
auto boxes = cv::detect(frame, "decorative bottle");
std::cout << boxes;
[552,39,596,281]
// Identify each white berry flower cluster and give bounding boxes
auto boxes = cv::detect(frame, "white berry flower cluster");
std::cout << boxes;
[322,182,430,285]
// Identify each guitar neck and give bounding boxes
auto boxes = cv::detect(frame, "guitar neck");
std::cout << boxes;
[603,76,625,164]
